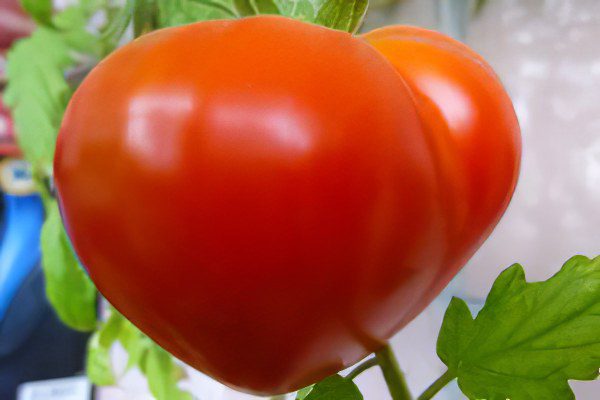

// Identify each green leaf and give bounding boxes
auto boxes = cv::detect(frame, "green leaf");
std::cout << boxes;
[53,6,105,55]
[105,309,192,399]
[437,256,600,400]
[233,0,254,15]
[20,0,53,26]
[234,0,280,16]
[99,308,126,347]
[87,331,116,386]
[53,6,88,30]
[274,0,316,21]
[275,0,369,32]
[87,305,192,394]
[3,29,74,173]
[86,309,126,386]
[118,318,153,372]
[156,0,368,34]
[144,344,192,400]
[3,3,108,175]
[300,375,362,400]
[436,297,475,372]
[296,385,314,399]
[158,0,238,27]
[315,0,367,33]
[40,201,97,331]
[96,305,150,373]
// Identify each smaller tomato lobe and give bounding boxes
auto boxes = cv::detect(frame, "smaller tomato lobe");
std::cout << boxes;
[363,27,521,322]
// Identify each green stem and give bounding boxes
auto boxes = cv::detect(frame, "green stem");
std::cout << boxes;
[417,370,456,400]
[101,0,134,44]
[375,344,412,400]
[133,0,158,38]
[204,0,239,17]
[32,167,53,211]
[345,357,378,381]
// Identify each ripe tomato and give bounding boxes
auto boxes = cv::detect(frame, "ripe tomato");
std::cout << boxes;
[55,16,520,395]
[362,26,522,322]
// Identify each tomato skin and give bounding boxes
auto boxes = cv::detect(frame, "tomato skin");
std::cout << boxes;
[55,16,519,395]
[363,26,521,324]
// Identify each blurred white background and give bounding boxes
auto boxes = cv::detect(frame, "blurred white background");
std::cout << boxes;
[98,0,600,398]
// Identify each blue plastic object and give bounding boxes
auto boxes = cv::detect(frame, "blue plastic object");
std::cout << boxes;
[0,193,44,324]
[0,190,90,400]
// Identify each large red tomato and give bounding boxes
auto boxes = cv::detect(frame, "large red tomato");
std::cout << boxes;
[55,16,520,395]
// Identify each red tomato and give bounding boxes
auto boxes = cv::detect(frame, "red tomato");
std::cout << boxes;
[55,16,520,395]
[0,0,34,50]
[362,26,522,323]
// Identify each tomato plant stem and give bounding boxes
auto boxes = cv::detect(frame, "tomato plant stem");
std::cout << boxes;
[416,370,456,400]
[133,0,158,38]
[375,344,413,400]
[345,357,379,381]
[100,0,134,46]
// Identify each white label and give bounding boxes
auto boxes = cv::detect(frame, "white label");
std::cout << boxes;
[0,158,36,195]
[17,376,92,400]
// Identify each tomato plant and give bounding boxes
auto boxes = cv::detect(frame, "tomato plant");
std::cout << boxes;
[55,11,520,397]
[4,1,598,399]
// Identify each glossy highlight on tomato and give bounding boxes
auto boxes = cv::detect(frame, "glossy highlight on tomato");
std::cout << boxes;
[55,16,520,395]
